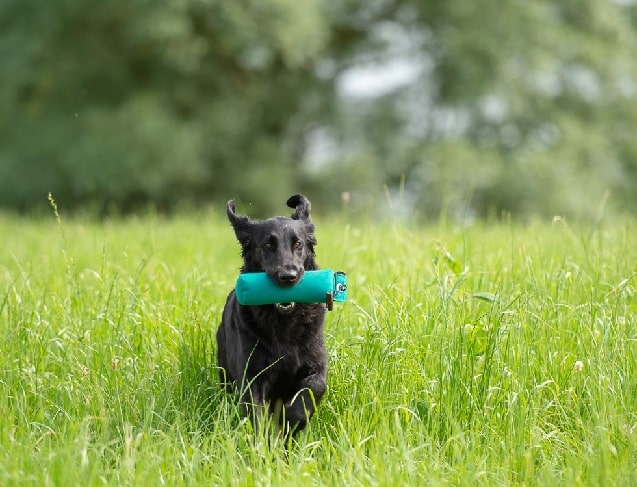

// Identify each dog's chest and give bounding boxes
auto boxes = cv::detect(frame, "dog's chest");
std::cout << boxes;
[245,306,323,377]
[264,333,304,369]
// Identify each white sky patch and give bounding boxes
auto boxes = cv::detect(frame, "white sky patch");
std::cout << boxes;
[480,95,508,123]
[337,57,423,99]
[303,127,339,170]
[565,64,601,102]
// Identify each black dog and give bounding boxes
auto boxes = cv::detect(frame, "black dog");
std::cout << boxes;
[216,194,327,436]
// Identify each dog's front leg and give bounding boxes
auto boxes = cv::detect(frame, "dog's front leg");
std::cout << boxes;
[240,383,269,430]
[283,373,326,434]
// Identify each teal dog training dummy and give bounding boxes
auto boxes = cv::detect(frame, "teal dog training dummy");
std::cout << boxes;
[235,269,347,311]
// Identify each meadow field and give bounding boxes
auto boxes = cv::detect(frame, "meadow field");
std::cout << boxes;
[0,206,635,486]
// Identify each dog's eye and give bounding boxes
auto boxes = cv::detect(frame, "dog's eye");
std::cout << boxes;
[293,240,303,250]
[264,242,274,250]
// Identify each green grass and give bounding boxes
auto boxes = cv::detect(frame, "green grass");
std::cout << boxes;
[1,209,636,486]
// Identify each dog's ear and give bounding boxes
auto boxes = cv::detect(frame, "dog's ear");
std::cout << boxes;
[287,194,312,221]
[226,200,253,250]
[288,194,318,253]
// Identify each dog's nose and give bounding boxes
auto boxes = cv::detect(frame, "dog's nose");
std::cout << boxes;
[277,269,299,285]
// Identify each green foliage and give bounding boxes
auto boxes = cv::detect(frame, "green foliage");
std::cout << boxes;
[0,0,331,215]
[1,211,636,484]
[314,0,637,220]
[2,0,637,218]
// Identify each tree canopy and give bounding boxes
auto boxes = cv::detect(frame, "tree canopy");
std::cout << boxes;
[2,0,637,219]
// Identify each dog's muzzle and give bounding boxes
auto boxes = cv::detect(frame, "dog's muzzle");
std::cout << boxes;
[274,302,296,314]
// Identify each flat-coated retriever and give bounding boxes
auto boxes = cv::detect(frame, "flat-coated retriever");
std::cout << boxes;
[216,194,327,437]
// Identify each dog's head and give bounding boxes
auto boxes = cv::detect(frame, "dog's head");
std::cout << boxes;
[227,194,318,286]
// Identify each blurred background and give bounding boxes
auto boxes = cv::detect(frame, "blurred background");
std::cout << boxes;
[2,0,637,221]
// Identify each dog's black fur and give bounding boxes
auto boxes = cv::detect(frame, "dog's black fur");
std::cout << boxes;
[216,194,327,436]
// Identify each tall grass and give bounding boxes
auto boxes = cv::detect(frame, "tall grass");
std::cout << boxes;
[1,208,635,485]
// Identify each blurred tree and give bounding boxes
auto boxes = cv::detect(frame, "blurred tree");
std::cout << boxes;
[313,0,637,220]
[1,0,637,219]
[0,0,332,215]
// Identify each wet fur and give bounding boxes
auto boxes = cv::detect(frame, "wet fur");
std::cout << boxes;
[216,194,327,436]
